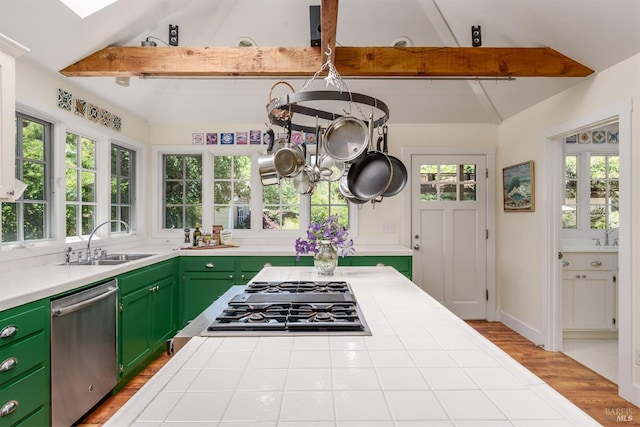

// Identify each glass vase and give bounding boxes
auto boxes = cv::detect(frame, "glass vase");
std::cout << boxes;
[314,239,338,275]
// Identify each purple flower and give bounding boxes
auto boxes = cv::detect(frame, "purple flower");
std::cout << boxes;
[295,215,355,259]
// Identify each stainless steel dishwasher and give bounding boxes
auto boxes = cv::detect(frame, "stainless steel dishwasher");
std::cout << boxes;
[50,279,118,427]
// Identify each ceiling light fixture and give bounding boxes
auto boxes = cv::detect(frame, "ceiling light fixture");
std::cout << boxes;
[115,76,130,87]
[236,37,256,47]
[391,37,412,48]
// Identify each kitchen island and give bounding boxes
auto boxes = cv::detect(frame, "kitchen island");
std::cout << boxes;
[106,266,598,426]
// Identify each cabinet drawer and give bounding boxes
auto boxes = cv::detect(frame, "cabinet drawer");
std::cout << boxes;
[181,256,235,272]
[0,332,45,387]
[0,366,47,427]
[562,253,616,270]
[0,302,47,349]
[119,260,177,295]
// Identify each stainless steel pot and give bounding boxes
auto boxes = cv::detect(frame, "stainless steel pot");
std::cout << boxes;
[273,131,306,178]
[258,129,279,186]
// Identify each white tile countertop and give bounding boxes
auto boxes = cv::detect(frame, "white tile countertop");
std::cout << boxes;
[106,266,599,426]
[0,244,411,311]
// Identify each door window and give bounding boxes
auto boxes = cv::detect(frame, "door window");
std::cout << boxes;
[419,163,477,202]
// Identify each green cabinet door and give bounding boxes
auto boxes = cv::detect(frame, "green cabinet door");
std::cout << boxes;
[119,285,152,378]
[118,259,178,380]
[181,272,235,326]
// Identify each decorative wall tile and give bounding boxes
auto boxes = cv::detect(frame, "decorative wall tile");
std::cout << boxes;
[608,131,619,143]
[565,135,577,144]
[206,133,218,144]
[100,109,111,127]
[88,104,100,122]
[112,115,122,132]
[236,131,248,144]
[220,133,234,144]
[592,130,606,144]
[249,130,261,144]
[57,88,72,111]
[192,133,204,145]
[74,98,87,116]
[578,131,591,144]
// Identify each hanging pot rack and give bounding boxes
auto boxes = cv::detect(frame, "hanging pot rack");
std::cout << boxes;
[266,90,390,134]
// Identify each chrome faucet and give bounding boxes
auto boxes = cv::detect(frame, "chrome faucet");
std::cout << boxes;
[604,227,618,246]
[87,220,130,260]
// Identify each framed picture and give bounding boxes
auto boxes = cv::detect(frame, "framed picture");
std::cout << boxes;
[502,161,535,212]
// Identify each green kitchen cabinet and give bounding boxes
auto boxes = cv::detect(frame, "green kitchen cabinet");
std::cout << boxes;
[0,299,50,427]
[236,256,301,284]
[118,259,178,380]
[344,256,412,279]
[179,256,236,327]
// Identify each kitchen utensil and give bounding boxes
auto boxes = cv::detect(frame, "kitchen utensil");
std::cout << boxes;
[380,125,408,197]
[273,126,305,178]
[292,143,315,195]
[323,115,369,162]
[346,115,393,200]
[258,128,279,186]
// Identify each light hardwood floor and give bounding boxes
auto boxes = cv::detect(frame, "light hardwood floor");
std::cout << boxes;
[79,321,639,426]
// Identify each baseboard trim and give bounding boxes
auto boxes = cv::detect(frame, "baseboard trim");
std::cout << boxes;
[499,310,544,348]
[563,330,618,340]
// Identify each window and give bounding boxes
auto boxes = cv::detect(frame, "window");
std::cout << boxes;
[163,154,202,229]
[1,113,52,242]
[419,163,477,201]
[65,132,97,237]
[111,144,135,231]
[309,152,349,226]
[263,180,300,229]
[213,155,252,229]
[563,151,619,231]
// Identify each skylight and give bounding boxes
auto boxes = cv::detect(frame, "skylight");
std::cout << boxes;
[59,0,118,19]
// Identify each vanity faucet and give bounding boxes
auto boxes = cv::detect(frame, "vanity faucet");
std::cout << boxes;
[604,227,618,246]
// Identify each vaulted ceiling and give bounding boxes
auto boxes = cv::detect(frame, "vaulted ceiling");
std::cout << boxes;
[1,0,639,126]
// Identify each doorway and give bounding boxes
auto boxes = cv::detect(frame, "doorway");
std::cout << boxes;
[410,153,491,319]
[542,99,633,401]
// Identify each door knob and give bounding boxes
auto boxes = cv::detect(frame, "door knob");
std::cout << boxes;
[413,244,420,250]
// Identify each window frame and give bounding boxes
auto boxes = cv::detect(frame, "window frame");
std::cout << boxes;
[151,144,357,241]
[1,112,53,243]
[563,143,619,238]
[111,143,136,231]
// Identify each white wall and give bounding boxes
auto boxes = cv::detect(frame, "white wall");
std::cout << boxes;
[497,53,640,402]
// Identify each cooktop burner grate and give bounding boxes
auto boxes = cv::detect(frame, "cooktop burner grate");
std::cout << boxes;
[205,281,369,335]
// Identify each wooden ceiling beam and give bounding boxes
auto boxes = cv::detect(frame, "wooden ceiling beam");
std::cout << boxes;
[60,46,594,78]
[321,0,338,63]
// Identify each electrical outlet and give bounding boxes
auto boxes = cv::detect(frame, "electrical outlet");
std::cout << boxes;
[169,24,179,46]
[635,348,640,365]
[382,224,395,233]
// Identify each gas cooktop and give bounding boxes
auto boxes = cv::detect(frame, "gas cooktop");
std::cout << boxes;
[203,280,370,335]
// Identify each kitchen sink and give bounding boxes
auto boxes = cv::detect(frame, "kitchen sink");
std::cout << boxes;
[103,253,154,261]
[62,253,154,266]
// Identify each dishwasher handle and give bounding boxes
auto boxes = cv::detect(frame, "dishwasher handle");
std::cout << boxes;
[51,286,118,317]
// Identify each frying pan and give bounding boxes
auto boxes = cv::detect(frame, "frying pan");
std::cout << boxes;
[380,125,408,197]
[346,116,393,200]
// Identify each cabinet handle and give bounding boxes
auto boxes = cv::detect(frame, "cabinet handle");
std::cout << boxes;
[582,275,587,279]
[0,400,18,417]
[241,274,245,280]
[205,263,214,269]
[0,357,17,373]
[0,325,18,339]
[562,261,570,267]
[591,260,602,266]
[228,275,234,280]
[263,263,272,268]
[576,275,581,278]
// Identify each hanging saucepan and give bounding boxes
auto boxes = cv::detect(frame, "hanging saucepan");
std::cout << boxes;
[258,128,279,186]
[323,115,369,162]
[292,143,316,195]
[346,116,393,200]
[273,126,305,178]
[380,125,408,197]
